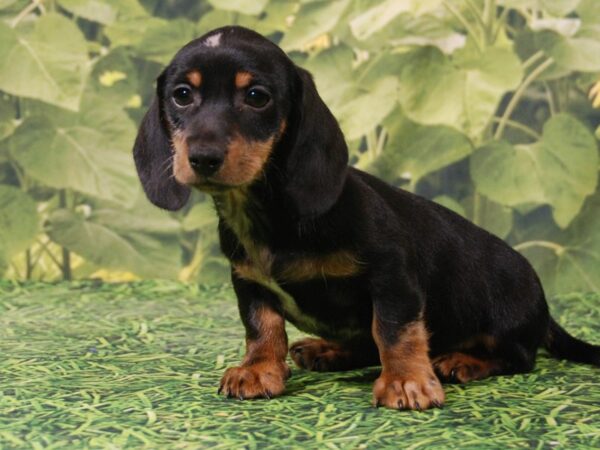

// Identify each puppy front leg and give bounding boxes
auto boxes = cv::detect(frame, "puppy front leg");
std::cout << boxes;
[219,275,290,400]
[370,262,445,410]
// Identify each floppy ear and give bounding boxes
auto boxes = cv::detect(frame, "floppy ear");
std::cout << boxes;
[282,67,348,218]
[133,73,190,211]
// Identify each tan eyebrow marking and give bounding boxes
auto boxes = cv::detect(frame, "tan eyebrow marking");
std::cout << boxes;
[186,70,202,87]
[235,71,253,89]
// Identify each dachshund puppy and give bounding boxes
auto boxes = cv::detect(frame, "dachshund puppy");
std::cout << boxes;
[133,26,600,410]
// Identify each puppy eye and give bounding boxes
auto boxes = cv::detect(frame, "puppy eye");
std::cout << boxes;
[172,85,194,107]
[244,87,271,109]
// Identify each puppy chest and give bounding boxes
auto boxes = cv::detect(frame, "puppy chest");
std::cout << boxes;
[234,252,369,340]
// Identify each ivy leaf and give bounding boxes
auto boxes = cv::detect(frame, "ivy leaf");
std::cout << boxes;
[373,116,472,184]
[0,185,39,271]
[471,114,598,228]
[207,0,269,16]
[303,44,355,109]
[8,95,138,206]
[57,0,118,25]
[182,202,218,232]
[104,1,164,48]
[349,0,442,41]
[463,195,514,239]
[134,19,198,65]
[337,76,399,141]
[433,195,466,217]
[279,0,350,51]
[47,207,181,279]
[87,48,140,110]
[397,46,522,139]
[0,96,15,141]
[519,194,600,295]
[0,14,90,110]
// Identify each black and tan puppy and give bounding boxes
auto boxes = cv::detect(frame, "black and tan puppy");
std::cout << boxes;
[133,26,600,410]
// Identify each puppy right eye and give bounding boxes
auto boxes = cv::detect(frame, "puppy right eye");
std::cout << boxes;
[172,85,194,107]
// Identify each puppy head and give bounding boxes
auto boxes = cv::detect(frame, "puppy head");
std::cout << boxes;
[134,26,348,216]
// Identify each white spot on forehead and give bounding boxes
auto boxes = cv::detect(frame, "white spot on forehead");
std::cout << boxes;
[204,33,221,48]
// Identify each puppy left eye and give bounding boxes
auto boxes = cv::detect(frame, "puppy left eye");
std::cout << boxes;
[245,88,271,108]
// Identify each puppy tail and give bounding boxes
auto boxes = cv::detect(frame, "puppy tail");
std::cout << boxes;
[544,317,600,367]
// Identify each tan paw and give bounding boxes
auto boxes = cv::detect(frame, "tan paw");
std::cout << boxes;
[432,352,499,383]
[218,361,290,399]
[372,371,445,410]
[289,338,352,371]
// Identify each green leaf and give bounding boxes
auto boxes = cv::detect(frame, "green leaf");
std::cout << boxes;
[433,195,466,217]
[104,1,164,48]
[182,202,218,232]
[540,0,580,17]
[374,116,473,184]
[0,0,18,9]
[47,207,181,279]
[92,194,181,235]
[86,48,140,110]
[0,185,39,267]
[458,46,523,139]
[396,45,521,139]
[518,194,600,295]
[464,195,514,239]
[302,44,355,109]
[8,95,138,206]
[536,114,598,227]
[530,18,581,36]
[471,140,546,207]
[207,0,269,16]
[0,96,15,141]
[134,19,197,65]
[0,14,90,111]
[279,0,349,51]
[337,76,398,141]
[349,0,442,41]
[577,0,600,24]
[536,30,600,72]
[397,47,464,129]
[471,114,598,228]
[57,0,118,25]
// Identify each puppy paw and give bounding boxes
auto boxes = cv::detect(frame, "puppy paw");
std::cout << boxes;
[218,361,290,400]
[432,352,498,383]
[290,338,352,371]
[372,371,445,410]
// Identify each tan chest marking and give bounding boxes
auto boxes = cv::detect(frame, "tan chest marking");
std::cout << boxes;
[222,190,362,338]
[278,250,362,283]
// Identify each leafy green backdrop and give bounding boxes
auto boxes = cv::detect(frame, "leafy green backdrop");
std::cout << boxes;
[0,0,599,295]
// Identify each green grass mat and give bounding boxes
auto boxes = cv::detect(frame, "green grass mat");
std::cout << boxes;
[1,281,599,449]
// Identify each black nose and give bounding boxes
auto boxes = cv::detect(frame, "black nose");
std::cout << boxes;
[188,148,224,177]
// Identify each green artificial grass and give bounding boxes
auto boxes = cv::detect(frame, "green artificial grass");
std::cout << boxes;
[0,281,599,449]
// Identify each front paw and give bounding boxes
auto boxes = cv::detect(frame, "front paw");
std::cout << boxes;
[218,361,290,400]
[372,371,445,410]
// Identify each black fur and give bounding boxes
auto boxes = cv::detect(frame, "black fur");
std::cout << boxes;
[133,74,190,210]
[133,26,600,406]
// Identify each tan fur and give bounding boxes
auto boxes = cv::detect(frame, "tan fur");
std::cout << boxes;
[217,135,274,185]
[278,250,362,282]
[219,305,290,399]
[458,334,497,351]
[172,130,200,185]
[243,306,288,364]
[235,71,253,89]
[372,319,445,410]
[186,70,202,87]
[432,352,500,383]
